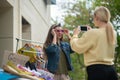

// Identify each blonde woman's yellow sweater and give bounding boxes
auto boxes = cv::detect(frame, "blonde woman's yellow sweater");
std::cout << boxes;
[70,28,117,66]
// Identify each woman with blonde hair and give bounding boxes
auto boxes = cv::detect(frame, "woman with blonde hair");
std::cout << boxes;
[70,6,118,80]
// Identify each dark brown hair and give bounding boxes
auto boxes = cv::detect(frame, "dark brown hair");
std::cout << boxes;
[43,24,62,60]
[43,23,62,49]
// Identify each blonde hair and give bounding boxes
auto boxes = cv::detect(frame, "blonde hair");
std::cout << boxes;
[94,6,115,45]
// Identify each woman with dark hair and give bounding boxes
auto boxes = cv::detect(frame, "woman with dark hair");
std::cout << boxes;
[43,24,73,80]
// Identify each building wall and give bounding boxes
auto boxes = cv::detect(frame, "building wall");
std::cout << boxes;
[8,0,51,50]
[0,0,51,67]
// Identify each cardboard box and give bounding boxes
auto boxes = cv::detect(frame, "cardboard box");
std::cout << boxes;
[1,50,29,67]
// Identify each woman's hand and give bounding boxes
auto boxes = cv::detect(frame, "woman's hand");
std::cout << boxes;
[51,29,56,36]
[64,29,69,35]
[86,25,92,30]
[64,29,71,40]
[73,26,80,36]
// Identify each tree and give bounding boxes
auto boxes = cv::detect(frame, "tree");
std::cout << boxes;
[62,0,92,30]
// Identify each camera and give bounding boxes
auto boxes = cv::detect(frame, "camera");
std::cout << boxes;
[80,26,88,31]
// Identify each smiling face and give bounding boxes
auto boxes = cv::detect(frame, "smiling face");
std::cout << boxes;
[55,27,64,40]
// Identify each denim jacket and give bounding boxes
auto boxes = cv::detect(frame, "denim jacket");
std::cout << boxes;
[45,42,73,74]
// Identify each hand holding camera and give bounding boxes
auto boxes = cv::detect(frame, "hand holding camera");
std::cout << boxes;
[80,25,88,31]
[80,25,91,31]
[73,25,91,35]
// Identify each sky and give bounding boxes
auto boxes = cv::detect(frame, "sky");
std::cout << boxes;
[50,0,77,24]
[50,3,63,22]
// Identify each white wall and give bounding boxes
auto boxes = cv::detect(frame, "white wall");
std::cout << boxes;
[6,0,51,51]
[0,0,51,67]
[20,0,50,44]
